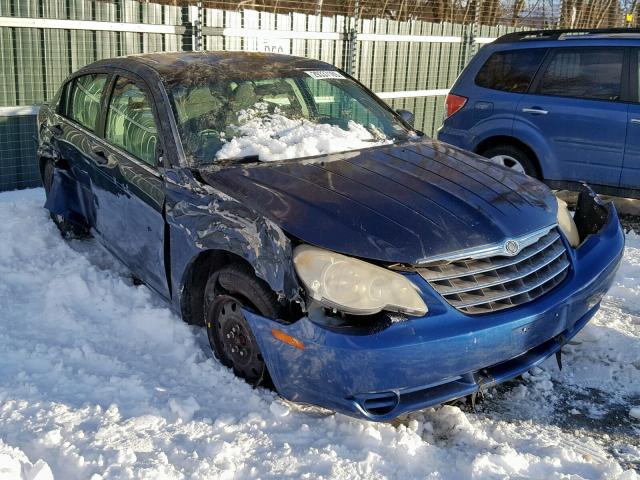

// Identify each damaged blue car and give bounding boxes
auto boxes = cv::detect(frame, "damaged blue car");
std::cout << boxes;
[38,52,625,420]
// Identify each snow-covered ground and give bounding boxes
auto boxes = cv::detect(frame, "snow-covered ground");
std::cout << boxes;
[0,188,638,480]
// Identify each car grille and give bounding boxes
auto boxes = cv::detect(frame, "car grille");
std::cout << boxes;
[417,228,570,315]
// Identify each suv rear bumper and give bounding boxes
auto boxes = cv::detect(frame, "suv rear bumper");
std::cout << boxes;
[437,128,475,152]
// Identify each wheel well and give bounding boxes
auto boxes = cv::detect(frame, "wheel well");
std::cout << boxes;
[38,156,47,179]
[180,250,252,326]
[38,156,53,184]
[474,136,542,178]
[181,249,301,326]
[39,155,70,182]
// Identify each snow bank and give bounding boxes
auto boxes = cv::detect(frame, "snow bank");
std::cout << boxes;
[549,231,640,399]
[0,189,638,479]
[0,440,53,480]
[215,103,392,161]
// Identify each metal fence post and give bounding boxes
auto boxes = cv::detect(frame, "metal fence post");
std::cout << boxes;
[470,0,481,58]
[345,0,360,75]
[194,1,203,51]
[180,6,193,51]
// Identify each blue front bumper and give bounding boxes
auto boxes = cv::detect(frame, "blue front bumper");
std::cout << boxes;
[245,206,624,421]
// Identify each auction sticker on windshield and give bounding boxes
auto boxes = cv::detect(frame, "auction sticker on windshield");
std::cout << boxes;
[305,70,345,80]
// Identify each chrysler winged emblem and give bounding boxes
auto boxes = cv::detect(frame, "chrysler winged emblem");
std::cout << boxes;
[504,239,520,256]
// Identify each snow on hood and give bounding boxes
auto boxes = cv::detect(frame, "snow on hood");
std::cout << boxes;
[215,102,392,162]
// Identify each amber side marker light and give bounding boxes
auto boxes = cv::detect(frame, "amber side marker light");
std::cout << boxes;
[271,329,305,350]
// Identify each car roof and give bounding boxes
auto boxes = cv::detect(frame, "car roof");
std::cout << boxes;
[494,28,640,45]
[86,51,338,82]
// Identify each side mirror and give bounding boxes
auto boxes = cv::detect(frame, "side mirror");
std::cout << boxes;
[396,109,415,126]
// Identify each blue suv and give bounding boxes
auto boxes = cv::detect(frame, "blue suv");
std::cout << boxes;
[438,28,640,199]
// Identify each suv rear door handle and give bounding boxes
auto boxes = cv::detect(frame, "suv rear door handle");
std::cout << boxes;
[522,108,548,115]
[631,118,640,125]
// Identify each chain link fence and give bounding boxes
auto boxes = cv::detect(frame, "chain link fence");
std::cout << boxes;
[0,0,634,191]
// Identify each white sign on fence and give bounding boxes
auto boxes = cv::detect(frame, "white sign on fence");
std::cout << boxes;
[245,37,291,54]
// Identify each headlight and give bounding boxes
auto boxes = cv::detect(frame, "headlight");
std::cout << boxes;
[293,245,427,316]
[556,196,580,247]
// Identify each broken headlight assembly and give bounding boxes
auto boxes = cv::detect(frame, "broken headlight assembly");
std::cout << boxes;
[556,195,580,247]
[293,245,428,316]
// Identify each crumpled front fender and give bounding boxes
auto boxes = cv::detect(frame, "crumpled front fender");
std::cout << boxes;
[165,178,301,308]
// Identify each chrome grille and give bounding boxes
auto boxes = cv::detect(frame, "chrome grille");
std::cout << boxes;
[417,229,569,315]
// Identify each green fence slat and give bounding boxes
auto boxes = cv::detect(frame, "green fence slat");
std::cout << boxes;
[2,0,531,191]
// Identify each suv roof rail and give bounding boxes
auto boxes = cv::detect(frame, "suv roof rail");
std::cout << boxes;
[494,28,640,44]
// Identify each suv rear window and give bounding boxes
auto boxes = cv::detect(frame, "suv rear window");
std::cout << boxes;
[475,49,546,93]
[537,47,623,101]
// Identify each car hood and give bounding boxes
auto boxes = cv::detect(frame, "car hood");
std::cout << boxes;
[199,140,557,264]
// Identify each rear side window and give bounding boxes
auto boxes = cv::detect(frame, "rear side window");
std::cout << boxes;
[475,49,546,93]
[65,74,108,131]
[538,48,623,101]
[105,76,158,166]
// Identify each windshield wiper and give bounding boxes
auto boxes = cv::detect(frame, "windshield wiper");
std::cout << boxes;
[216,154,260,165]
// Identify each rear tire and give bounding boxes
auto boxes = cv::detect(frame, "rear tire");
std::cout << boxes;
[42,160,88,239]
[481,144,540,178]
[204,263,282,386]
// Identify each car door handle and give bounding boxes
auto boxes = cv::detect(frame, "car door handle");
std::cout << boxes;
[91,145,109,165]
[522,108,549,115]
[631,118,640,125]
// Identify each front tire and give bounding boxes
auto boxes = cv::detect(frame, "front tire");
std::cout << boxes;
[481,144,539,178]
[204,263,282,386]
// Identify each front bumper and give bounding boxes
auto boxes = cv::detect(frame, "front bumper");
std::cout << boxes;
[436,127,475,152]
[245,196,624,421]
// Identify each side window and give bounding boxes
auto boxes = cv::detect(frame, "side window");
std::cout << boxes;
[300,77,385,130]
[538,48,623,101]
[475,49,546,93]
[65,74,108,131]
[105,76,158,166]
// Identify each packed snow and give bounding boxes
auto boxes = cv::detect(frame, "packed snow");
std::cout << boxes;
[215,103,392,161]
[0,188,638,480]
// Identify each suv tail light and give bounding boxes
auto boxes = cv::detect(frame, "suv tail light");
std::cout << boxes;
[444,93,467,120]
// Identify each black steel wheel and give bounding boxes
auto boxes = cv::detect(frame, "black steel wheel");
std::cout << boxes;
[204,263,283,386]
[207,294,266,384]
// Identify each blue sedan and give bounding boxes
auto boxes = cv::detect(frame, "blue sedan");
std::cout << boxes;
[38,52,624,420]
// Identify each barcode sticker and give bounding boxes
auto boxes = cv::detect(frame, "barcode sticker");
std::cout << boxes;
[305,70,345,80]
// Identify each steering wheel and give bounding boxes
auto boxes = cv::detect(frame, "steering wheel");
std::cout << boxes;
[198,129,220,138]
[317,115,350,128]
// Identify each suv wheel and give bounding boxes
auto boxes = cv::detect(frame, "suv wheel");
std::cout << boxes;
[481,145,539,178]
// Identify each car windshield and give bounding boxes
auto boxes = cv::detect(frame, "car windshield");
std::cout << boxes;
[167,69,417,165]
